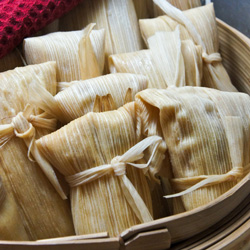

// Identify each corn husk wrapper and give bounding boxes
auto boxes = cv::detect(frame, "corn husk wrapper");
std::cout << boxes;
[109,27,203,88]
[23,24,105,82]
[0,49,24,72]
[109,50,164,88]
[202,88,250,171]
[57,81,75,92]
[59,0,144,72]
[133,0,201,19]
[135,87,250,211]
[0,62,75,240]
[0,176,29,240]
[140,2,237,92]
[30,73,147,124]
[36,102,163,236]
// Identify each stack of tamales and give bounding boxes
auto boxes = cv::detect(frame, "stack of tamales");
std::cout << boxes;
[0,0,249,242]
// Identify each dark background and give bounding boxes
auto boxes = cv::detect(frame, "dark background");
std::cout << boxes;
[210,0,250,38]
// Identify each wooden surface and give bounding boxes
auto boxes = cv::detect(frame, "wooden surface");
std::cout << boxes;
[36,232,109,243]
[0,238,120,250]
[121,172,250,244]
[217,18,250,95]
[122,229,171,250]
[170,194,250,249]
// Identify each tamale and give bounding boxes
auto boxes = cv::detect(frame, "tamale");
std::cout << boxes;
[30,73,148,124]
[133,0,201,19]
[58,0,144,72]
[109,28,203,88]
[140,1,237,91]
[36,103,165,236]
[135,87,250,211]
[23,24,105,82]
[0,176,29,240]
[0,49,24,72]
[0,62,75,240]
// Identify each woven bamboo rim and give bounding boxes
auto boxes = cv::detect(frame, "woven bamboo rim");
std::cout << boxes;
[0,19,249,250]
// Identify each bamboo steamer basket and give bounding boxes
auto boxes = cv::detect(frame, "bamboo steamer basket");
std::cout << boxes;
[0,19,249,250]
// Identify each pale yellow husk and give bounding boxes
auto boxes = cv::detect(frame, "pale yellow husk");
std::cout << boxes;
[109,27,203,88]
[140,2,237,91]
[0,176,29,240]
[36,102,159,236]
[30,73,148,124]
[23,24,105,82]
[135,87,250,212]
[0,62,75,240]
[58,0,144,72]
[133,0,201,19]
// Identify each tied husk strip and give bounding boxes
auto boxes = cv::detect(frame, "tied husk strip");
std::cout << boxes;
[167,116,244,198]
[141,1,237,91]
[36,103,154,236]
[135,87,250,210]
[30,73,148,124]
[66,136,163,223]
[24,24,105,82]
[59,0,144,73]
[109,27,203,88]
[0,62,75,240]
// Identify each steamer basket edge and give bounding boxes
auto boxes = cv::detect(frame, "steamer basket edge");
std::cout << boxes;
[0,18,249,250]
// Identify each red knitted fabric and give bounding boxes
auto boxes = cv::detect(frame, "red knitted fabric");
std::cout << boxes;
[0,0,83,58]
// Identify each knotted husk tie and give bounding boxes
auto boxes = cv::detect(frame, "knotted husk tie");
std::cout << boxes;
[202,52,222,64]
[66,135,162,223]
[165,116,245,198]
[0,104,67,199]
